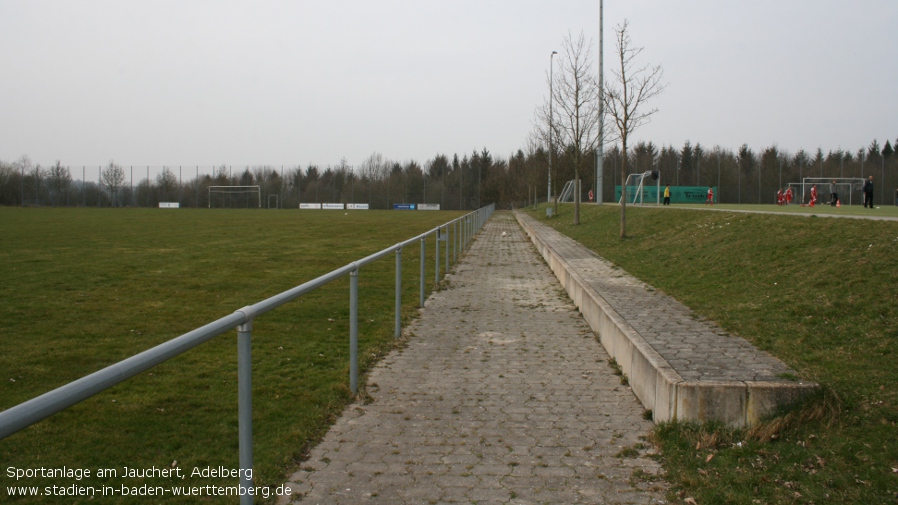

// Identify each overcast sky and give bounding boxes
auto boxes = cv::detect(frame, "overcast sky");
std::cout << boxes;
[2,0,896,170]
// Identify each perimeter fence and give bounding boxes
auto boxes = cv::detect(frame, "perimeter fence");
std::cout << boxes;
[0,203,495,504]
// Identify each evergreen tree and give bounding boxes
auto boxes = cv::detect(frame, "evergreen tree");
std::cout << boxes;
[868,139,882,159]
[680,141,694,185]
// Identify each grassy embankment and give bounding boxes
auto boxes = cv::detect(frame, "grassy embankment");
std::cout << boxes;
[676,202,898,219]
[0,207,461,504]
[530,203,898,504]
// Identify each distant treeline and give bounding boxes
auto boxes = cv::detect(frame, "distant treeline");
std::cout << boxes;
[2,138,896,209]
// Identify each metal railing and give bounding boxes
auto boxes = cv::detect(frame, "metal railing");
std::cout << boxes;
[0,203,495,504]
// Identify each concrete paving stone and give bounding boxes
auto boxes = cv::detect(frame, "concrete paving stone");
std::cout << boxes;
[466,485,513,502]
[279,213,665,504]
[470,463,515,477]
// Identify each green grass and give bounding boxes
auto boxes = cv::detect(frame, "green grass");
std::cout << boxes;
[675,201,898,219]
[0,207,462,504]
[530,202,898,504]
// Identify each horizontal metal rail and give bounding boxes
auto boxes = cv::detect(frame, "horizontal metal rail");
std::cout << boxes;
[0,312,246,440]
[0,203,494,504]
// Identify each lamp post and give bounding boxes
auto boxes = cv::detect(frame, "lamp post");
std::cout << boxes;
[549,50,557,213]
[595,0,604,204]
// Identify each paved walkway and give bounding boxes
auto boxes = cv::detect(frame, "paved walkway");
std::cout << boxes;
[281,212,667,504]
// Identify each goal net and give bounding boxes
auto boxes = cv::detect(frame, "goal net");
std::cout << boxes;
[208,185,261,208]
[787,178,864,206]
[621,171,660,205]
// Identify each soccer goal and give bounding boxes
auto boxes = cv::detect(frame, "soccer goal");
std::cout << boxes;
[620,170,660,205]
[208,185,261,208]
[788,178,864,206]
[558,180,577,203]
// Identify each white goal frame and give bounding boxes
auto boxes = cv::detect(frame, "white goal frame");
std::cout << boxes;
[788,177,864,205]
[208,185,261,208]
[621,171,660,205]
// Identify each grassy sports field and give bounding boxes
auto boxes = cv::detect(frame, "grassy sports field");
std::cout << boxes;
[531,202,898,504]
[0,207,462,504]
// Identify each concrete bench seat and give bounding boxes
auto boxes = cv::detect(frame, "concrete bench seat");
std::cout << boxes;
[515,211,817,427]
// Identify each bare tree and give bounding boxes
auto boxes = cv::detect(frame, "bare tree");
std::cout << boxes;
[214,164,230,184]
[48,160,71,206]
[553,32,601,224]
[0,161,15,204]
[100,161,126,207]
[14,156,32,206]
[29,163,46,206]
[360,152,387,182]
[603,20,665,238]
[156,167,178,202]
[534,32,601,224]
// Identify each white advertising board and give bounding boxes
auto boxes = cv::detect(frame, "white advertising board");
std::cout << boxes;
[417,203,440,210]
[299,203,322,209]
[159,202,180,208]
[322,203,345,210]
[346,203,369,210]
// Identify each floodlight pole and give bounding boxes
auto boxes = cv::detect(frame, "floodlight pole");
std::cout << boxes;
[549,50,557,210]
[595,0,604,205]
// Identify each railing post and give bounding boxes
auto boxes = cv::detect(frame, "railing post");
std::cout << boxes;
[350,268,359,394]
[453,220,458,264]
[394,247,402,338]
[237,317,253,505]
[444,225,449,273]
[419,237,425,307]
[435,229,440,285]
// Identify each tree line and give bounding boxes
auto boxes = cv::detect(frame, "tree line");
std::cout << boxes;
[2,136,896,210]
[0,150,540,211]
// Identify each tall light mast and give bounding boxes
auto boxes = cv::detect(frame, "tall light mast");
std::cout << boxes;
[595,0,604,204]
[549,50,557,208]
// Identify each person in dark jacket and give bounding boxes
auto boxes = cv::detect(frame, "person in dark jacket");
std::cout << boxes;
[863,175,874,208]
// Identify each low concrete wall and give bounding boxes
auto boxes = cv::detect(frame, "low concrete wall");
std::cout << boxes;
[515,212,817,427]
